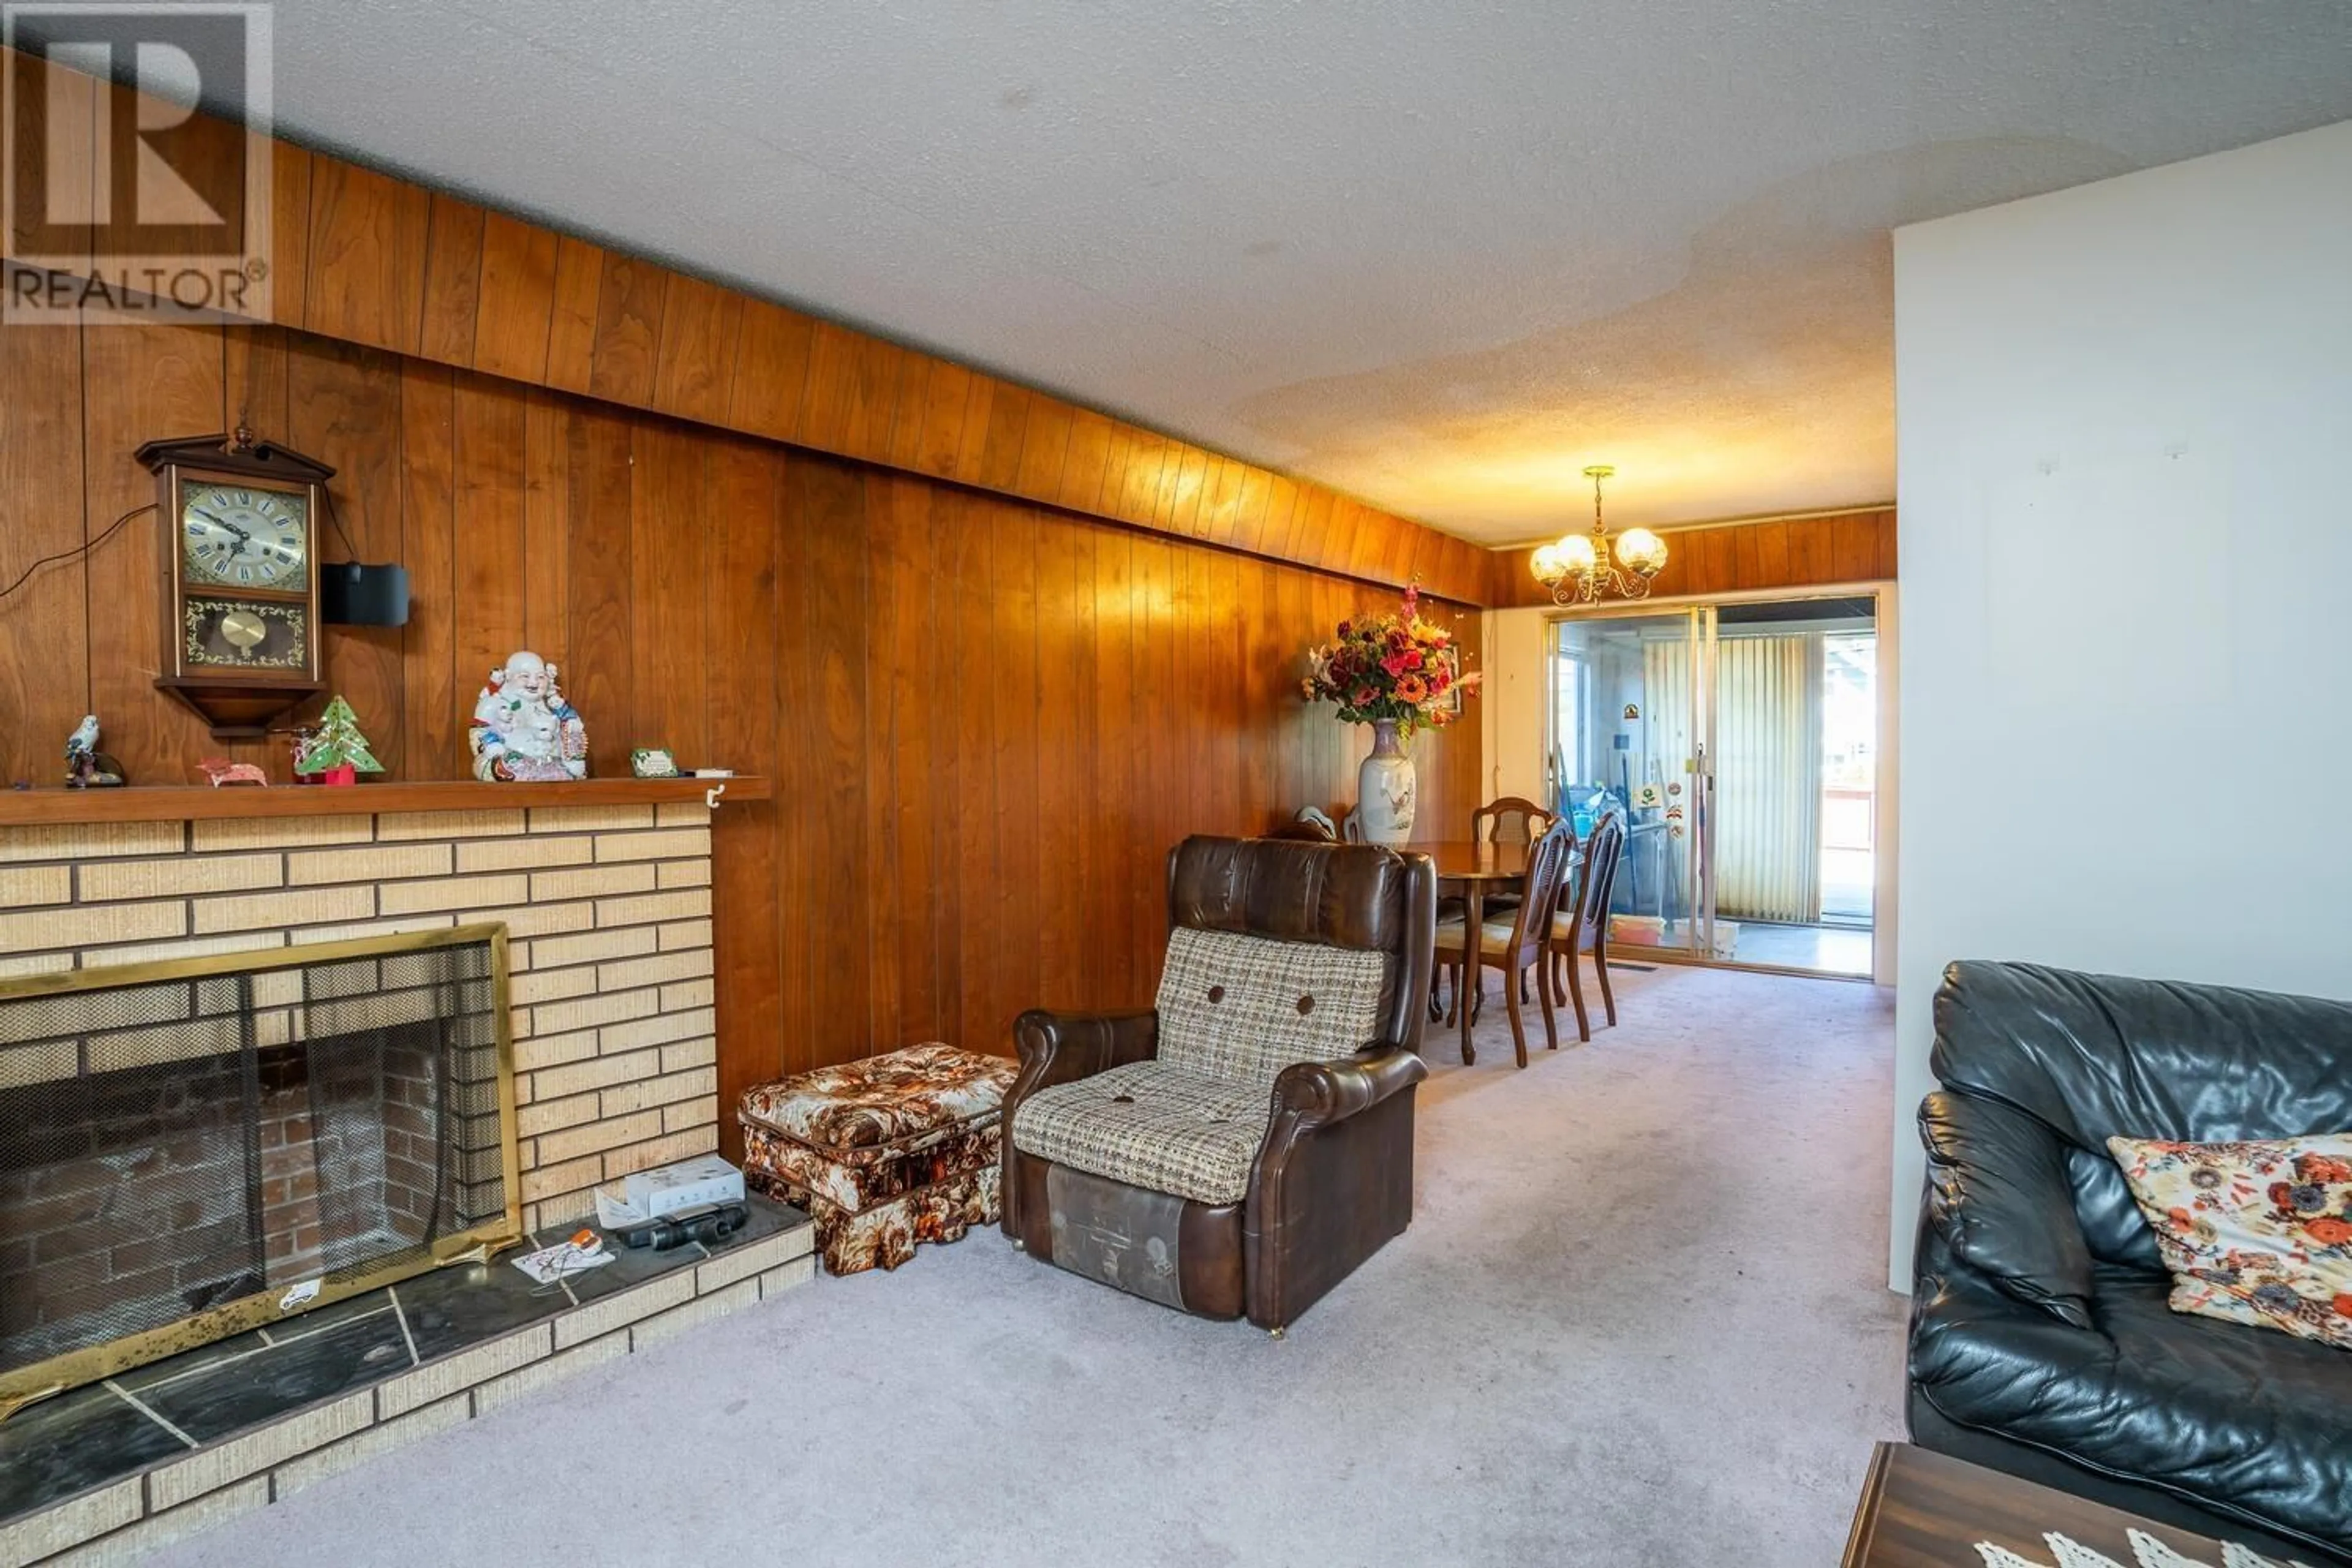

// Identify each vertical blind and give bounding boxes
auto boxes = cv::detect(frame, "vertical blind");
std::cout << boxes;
[1713,631,1824,924]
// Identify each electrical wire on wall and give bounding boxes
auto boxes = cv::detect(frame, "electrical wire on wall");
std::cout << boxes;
[0,503,156,605]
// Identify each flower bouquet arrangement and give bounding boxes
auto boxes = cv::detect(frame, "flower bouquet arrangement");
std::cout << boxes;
[1300,586,1480,738]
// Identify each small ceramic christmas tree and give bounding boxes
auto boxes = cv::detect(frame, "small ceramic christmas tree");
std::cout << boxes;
[298,696,383,785]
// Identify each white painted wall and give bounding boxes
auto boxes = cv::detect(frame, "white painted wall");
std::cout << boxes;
[1889,120,2352,1289]
[1480,608,1553,807]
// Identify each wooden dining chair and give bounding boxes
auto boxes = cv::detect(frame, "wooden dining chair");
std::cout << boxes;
[1548,813,1627,1042]
[1434,821,1577,1068]
[1457,794,1558,960]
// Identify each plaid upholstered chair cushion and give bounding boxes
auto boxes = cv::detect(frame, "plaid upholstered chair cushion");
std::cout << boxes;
[1153,927,1389,1092]
[1009,1061,1267,1206]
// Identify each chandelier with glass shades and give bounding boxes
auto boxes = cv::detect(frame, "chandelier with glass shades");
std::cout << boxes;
[1529,465,1668,603]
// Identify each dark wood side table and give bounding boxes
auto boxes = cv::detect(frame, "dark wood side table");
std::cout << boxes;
[1843,1443,2235,1566]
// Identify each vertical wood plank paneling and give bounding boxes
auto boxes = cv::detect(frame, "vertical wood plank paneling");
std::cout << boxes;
[416,195,485,367]
[519,390,570,672]
[974,382,1031,494]
[472,213,559,383]
[797,457,871,1066]
[268,143,314,332]
[706,437,780,1156]
[861,473,910,1053]
[563,403,635,780]
[1057,410,1113,516]
[628,418,712,766]
[949,488,995,1054]
[650,273,741,427]
[1013,399,1073,503]
[1090,525,1137,1003]
[0,307,89,785]
[769,458,818,1074]
[913,361,974,480]
[79,323,224,784]
[990,497,1042,1045]
[304,156,429,355]
[587,254,666,408]
[450,374,528,745]
[543,238,604,395]
[1032,513,1083,1011]
[287,336,406,774]
[728,300,816,444]
[838,337,905,464]
[396,360,458,774]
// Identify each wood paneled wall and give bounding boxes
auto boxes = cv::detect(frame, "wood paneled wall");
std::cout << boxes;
[0,316,1483,1155]
[1485,509,1896,609]
[0,45,1489,605]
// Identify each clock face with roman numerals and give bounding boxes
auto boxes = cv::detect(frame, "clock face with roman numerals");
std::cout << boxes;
[180,480,309,591]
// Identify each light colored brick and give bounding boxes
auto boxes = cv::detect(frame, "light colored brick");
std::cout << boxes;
[597,947,712,993]
[46,1477,268,1567]
[79,852,281,902]
[516,1027,601,1073]
[519,1091,601,1139]
[1,899,184,952]
[660,1035,718,1074]
[536,1109,663,1166]
[593,827,710,864]
[760,1254,818,1299]
[532,987,660,1038]
[530,805,653,834]
[655,801,712,828]
[0,822,183,863]
[0,951,72,980]
[601,1066,715,1116]
[287,842,453,885]
[602,1007,715,1056]
[148,1390,372,1509]
[81,930,284,968]
[462,899,595,940]
[0,1477,139,1566]
[656,859,713,889]
[660,978,715,1011]
[529,1046,663,1102]
[456,834,594,873]
[375,1325,549,1419]
[519,1152,603,1204]
[553,1271,692,1349]
[512,965,597,1006]
[657,918,714,951]
[271,1395,471,1501]
[596,889,710,929]
[380,873,527,916]
[531,926,657,970]
[662,1098,718,1136]
[530,863,657,903]
[192,885,372,935]
[528,1186,598,1228]
[293,914,456,946]
[377,809,523,840]
[603,1125,717,1180]
[631,1276,758,1349]
[190,815,368,851]
[0,864,70,907]
[695,1223,815,1294]
[472,1327,629,1412]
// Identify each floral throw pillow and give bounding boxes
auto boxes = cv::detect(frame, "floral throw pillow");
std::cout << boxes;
[2106,1132,2352,1350]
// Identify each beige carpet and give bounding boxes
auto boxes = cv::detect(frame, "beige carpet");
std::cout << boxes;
[151,962,1908,1567]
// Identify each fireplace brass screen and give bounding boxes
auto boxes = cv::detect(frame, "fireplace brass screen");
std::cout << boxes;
[0,925,520,1419]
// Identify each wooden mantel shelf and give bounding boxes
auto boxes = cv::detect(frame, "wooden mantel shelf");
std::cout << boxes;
[0,777,772,827]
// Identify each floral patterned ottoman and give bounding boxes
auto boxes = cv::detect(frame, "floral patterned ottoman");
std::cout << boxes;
[736,1042,1017,1276]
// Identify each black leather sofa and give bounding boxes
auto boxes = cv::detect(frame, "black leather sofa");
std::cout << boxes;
[1910,960,2352,1564]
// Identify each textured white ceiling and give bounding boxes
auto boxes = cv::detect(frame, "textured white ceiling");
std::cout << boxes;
[230,2,2352,540]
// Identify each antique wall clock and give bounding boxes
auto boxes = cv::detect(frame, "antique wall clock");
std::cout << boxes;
[136,428,333,737]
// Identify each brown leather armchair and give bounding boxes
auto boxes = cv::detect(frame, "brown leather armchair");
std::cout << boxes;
[1002,835,1437,1335]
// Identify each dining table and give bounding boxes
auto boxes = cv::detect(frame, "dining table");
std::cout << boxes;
[1402,839,1579,1066]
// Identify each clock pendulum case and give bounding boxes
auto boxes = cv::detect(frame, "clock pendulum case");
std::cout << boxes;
[135,429,333,737]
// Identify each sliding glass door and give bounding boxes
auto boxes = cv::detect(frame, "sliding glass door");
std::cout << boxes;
[1549,609,1705,959]
[1548,595,1879,978]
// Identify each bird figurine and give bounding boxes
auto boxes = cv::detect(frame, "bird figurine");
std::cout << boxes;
[64,714,124,788]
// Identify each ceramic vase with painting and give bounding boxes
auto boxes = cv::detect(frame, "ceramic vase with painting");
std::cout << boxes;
[1356,720,1417,845]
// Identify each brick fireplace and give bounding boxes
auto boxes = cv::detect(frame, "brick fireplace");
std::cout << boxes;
[0,796,723,1233]
[0,783,812,1566]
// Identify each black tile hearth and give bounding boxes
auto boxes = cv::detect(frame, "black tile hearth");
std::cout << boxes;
[0,1197,805,1532]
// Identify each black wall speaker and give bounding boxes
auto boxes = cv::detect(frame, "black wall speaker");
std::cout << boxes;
[321,563,410,627]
